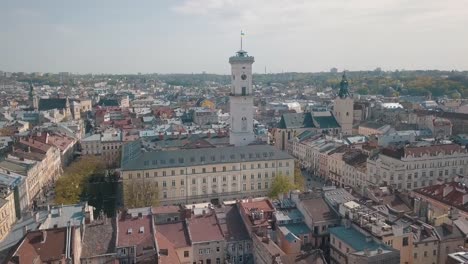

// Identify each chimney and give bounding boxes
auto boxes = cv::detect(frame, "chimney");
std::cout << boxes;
[207,131,211,138]
[443,185,454,197]
[41,230,47,243]
[159,132,163,140]
[22,226,29,236]
[183,208,192,219]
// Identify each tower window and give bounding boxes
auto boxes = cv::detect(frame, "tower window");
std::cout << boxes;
[242,87,247,96]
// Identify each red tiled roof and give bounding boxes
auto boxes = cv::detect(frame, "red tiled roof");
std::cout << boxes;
[413,181,468,212]
[155,222,190,248]
[117,215,155,250]
[404,144,464,158]
[240,200,275,213]
[8,228,68,263]
[152,205,180,215]
[155,232,181,264]
[187,213,224,243]
[19,138,51,153]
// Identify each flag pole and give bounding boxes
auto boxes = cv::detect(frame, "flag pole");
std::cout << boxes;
[240,30,243,50]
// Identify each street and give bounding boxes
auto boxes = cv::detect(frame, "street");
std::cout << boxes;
[301,169,326,190]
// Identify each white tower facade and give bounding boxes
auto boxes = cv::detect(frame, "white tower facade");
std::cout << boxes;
[229,50,255,146]
[333,73,354,135]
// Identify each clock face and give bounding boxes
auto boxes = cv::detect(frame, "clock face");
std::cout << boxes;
[241,74,247,80]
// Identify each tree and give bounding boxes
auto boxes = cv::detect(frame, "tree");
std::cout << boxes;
[294,160,305,191]
[123,180,159,208]
[55,156,106,205]
[268,174,296,198]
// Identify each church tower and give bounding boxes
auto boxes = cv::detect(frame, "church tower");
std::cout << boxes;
[229,46,255,146]
[29,82,38,111]
[333,72,354,135]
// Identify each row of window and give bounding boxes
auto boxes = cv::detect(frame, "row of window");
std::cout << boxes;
[128,170,289,180]
[143,153,282,167]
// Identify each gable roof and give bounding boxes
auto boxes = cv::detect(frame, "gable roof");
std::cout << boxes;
[38,98,67,111]
[313,115,340,129]
[121,144,293,171]
[8,227,69,263]
[97,99,119,107]
[278,113,315,129]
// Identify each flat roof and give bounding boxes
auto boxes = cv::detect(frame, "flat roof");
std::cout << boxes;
[329,226,381,251]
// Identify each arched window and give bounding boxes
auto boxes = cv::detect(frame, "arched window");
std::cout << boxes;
[241,117,247,131]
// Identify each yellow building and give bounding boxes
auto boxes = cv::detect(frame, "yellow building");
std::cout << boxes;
[121,142,294,205]
[197,98,216,110]
[0,191,16,241]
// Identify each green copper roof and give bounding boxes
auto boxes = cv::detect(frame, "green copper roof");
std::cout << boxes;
[330,226,381,251]
[313,116,340,129]
[97,99,119,107]
[278,113,315,129]
[338,72,350,99]
[38,98,67,111]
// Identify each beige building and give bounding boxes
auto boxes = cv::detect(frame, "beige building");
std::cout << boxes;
[0,191,16,242]
[121,143,294,205]
[358,121,392,136]
[367,144,468,191]
[81,129,125,167]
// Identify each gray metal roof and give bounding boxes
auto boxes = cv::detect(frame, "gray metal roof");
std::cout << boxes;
[121,143,293,171]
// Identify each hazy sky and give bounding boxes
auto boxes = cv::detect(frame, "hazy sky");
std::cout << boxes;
[1,0,467,74]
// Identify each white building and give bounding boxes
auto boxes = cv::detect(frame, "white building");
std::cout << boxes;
[367,143,468,191]
[229,49,255,146]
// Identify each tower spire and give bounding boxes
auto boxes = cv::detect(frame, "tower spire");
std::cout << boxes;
[338,71,350,99]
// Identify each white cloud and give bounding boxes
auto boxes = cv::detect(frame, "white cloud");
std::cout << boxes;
[172,0,468,33]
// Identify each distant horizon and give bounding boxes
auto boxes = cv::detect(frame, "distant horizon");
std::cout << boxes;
[2,68,468,76]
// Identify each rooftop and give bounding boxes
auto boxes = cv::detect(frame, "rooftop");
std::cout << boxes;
[155,221,190,248]
[41,204,87,229]
[187,211,224,243]
[7,227,70,263]
[151,205,180,215]
[81,219,116,258]
[413,181,468,213]
[300,197,338,222]
[215,204,250,242]
[117,215,155,250]
[329,226,381,251]
[121,143,293,171]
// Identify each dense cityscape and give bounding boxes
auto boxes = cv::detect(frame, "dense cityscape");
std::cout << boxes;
[0,45,468,264]
[1,0,468,262]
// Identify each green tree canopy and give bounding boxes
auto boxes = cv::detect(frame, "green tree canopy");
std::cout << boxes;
[123,180,159,208]
[55,156,106,205]
[268,174,296,198]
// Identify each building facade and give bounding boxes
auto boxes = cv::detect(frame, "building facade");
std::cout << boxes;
[121,143,294,205]
[367,144,468,191]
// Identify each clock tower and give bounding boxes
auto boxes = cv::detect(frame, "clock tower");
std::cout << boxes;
[229,49,255,146]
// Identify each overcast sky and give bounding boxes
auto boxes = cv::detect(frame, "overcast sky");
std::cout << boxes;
[1,0,467,74]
